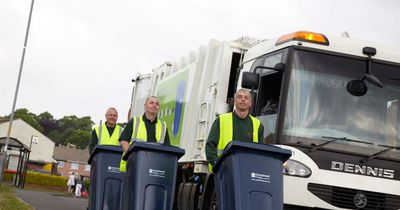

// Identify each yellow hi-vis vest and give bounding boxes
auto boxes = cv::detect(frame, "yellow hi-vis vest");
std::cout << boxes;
[94,123,122,146]
[209,112,260,171]
[119,116,167,172]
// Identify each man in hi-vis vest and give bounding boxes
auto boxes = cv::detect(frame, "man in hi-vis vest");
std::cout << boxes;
[89,107,123,154]
[119,96,170,172]
[205,89,264,171]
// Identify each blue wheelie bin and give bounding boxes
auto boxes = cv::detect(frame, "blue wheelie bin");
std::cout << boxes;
[213,141,292,210]
[88,145,123,210]
[122,141,185,210]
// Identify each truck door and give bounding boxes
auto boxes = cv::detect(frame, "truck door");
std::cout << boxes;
[251,49,288,143]
[226,52,245,111]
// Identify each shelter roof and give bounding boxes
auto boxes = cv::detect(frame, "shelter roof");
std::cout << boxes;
[0,137,31,152]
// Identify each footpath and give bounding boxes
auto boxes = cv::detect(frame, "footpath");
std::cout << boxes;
[15,189,88,210]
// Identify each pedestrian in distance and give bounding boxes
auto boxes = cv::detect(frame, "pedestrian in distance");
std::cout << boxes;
[119,96,171,172]
[75,174,82,198]
[67,172,75,195]
[88,107,123,154]
[205,88,265,171]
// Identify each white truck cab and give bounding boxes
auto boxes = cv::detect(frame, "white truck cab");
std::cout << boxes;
[132,31,400,210]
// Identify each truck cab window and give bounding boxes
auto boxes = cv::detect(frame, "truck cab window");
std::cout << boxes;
[250,50,287,141]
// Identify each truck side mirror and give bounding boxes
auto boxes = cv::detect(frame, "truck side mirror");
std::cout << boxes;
[273,63,286,72]
[253,63,286,73]
[346,80,368,96]
[242,72,260,90]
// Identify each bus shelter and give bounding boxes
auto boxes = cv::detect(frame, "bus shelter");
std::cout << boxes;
[0,137,31,188]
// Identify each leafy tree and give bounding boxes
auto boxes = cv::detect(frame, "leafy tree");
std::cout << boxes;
[58,115,93,131]
[5,109,94,149]
[58,116,79,131]
[76,116,93,131]
[55,115,94,149]
[47,130,63,146]
[65,129,91,149]
[38,112,59,135]
[12,108,44,132]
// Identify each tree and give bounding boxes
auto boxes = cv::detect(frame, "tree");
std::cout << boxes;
[55,115,94,149]
[65,129,91,149]
[12,108,44,132]
[58,115,93,132]
[48,130,62,146]
[4,109,94,149]
[38,111,59,135]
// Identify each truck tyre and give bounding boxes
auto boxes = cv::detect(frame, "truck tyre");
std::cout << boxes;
[204,190,218,210]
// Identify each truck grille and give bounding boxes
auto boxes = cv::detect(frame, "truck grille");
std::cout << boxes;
[308,183,400,210]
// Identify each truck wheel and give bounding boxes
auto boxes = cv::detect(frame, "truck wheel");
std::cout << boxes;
[206,190,218,210]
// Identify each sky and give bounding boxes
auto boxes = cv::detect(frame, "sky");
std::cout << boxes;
[1,0,400,124]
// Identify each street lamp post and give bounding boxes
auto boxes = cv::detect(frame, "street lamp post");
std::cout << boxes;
[0,0,35,184]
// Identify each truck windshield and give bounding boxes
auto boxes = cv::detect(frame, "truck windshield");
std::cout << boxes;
[283,49,400,159]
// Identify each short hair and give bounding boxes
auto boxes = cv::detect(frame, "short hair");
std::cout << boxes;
[145,96,159,103]
[234,89,252,100]
[106,107,118,115]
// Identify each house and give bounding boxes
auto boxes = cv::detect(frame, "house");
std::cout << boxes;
[53,144,90,178]
[0,119,56,172]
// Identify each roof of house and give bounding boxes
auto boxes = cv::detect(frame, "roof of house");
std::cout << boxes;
[53,144,90,163]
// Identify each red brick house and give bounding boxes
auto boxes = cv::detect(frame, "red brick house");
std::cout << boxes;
[53,144,90,178]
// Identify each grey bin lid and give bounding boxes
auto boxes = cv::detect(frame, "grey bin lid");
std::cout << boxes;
[123,141,185,161]
[213,141,292,173]
[88,145,123,164]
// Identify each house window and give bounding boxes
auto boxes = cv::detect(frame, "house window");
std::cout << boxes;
[85,165,91,171]
[70,163,79,170]
[58,161,64,168]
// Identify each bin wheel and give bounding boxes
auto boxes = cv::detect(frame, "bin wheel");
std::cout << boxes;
[206,190,218,210]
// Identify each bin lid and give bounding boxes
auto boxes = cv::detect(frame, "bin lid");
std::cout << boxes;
[213,141,292,172]
[88,145,123,164]
[123,141,185,161]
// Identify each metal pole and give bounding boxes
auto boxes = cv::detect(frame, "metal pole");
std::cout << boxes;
[29,135,33,149]
[0,0,35,183]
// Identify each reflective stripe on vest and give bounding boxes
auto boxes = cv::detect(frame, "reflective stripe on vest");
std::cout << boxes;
[217,112,260,154]
[208,112,260,171]
[130,116,166,143]
[119,116,167,172]
[94,123,121,146]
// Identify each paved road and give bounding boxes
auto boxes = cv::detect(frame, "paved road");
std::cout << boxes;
[15,189,88,210]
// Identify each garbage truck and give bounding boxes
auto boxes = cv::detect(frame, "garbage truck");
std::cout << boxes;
[129,31,400,210]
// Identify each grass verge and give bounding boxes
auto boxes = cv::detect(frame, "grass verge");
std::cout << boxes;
[0,184,33,210]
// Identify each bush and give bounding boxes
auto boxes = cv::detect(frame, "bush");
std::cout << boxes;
[25,171,67,187]
[3,172,14,182]
[3,170,92,192]
[84,178,90,191]
[4,171,67,187]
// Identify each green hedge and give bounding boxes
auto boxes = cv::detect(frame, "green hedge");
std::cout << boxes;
[84,178,90,191]
[25,171,68,187]
[3,171,68,187]
[3,171,92,192]
[3,172,14,181]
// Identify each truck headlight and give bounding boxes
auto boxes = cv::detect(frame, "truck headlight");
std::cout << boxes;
[283,159,311,177]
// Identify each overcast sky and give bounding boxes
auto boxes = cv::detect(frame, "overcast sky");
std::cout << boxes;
[1,0,399,124]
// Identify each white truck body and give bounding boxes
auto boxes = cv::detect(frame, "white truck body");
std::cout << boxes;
[130,73,152,118]
[132,32,400,210]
